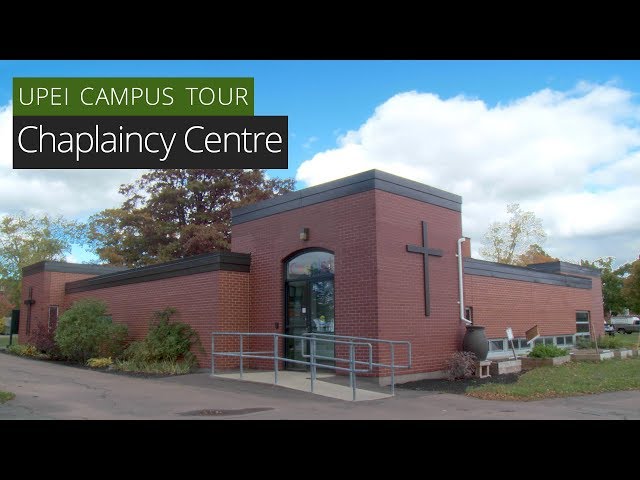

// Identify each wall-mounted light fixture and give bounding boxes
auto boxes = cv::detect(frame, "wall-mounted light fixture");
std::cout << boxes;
[299,227,309,241]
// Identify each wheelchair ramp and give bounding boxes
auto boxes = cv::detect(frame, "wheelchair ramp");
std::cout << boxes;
[213,370,391,402]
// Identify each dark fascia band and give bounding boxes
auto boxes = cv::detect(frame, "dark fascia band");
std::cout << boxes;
[464,258,592,289]
[526,261,601,277]
[22,261,127,277]
[232,169,463,225]
[65,252,250,294]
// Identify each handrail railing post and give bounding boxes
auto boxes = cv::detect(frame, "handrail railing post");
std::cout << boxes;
[239,335,244,379]
[310,337,316,394]
[273,334,278,385]
[390,344,395,396]
[211,334,215,376]
[349,342,356,401]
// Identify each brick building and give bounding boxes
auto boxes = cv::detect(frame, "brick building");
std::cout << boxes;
[19,170,604,381]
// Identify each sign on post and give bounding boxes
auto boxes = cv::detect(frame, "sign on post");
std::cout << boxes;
[526,325,540,345]
[506,327,517,359]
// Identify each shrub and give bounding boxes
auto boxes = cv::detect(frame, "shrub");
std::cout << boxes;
[7,343,42,358]
[596,335,624,349]
[87,357,113,368]
[113,358,195,375]
[528,343,569,358]
[54,299,128,363]
[123,307,201,364]
[576,336,593,349]
[28,323,61,358]
[445,351,477,381]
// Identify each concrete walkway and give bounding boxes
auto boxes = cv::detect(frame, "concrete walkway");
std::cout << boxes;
[214,370,391,401]
[1,354,639,419]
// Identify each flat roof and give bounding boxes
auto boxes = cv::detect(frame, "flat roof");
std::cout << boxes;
[464,258,593,289]
[232,169,462,225]
[65,252,250,294]
[22,261,127,277]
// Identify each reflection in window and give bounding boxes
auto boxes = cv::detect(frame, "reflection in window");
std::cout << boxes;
[576,311,590,336]
[286,251,334,280]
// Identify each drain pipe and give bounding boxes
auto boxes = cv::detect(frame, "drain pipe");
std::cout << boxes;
[457,237,472,324]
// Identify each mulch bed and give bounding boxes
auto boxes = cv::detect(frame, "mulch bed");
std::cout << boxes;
[397,372,523,395]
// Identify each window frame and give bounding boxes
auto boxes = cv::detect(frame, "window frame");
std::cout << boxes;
[576,310,591,336]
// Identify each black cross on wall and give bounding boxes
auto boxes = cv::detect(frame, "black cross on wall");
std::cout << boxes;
[23,286,35,335]
[406,221,443,316]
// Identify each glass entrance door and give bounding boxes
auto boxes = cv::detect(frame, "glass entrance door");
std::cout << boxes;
[309,279,334,365]
[284,250,335,370]
[285,281,308,368]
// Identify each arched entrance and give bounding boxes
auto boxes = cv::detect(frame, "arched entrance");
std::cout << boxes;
[284,249,335,369]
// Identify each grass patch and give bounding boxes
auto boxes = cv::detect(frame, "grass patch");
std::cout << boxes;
[113,358,194,375]
[0,335,17,348]
[612,332,640,349]
[0,391,15,403]
[467,358,640,401]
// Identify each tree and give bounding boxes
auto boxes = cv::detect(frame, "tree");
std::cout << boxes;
[514,243,557,267]
[88,169,295,267]
[622,259,640,314]
[0,213,85,309]
[480,203,547,265]
[580,257,628,318]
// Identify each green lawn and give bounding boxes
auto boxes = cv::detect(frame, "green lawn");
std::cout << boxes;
[613,332,640,349]
[0,391,15,403]
[0,335,17,348]
[467,357,640,401]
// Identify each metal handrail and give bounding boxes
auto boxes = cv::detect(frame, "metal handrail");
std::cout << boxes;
[210,331,412,400]
[304,332,412,395]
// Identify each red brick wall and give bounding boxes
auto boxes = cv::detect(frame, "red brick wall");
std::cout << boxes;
[375,190,466,375]
[464,274,605,340]
[232,190,379,363]
[20,271,95,339]
[64,270,249,367]
[461,237,471,258]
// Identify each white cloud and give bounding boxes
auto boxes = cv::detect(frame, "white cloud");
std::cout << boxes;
[297,83,640,266]
[0,103,142,219]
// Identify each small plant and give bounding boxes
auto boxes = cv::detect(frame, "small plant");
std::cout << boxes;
[113,358,195,375]
[54,299,128,363]
[87,357,113,368]
[594,335,623,349]
[123,307,202,365]
[7,343,43,358]
[528,343,569,358]
[576,336,593,349]
[445,351,477,381]
[28,323,61,358]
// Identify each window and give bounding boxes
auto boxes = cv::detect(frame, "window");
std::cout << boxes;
[510,338,530,349]
[489,339,505,351]
[556,336,565,345]
[576,311,590,336]
[48,305,59,332]
[564,336,574,345]
[286,250,334,280]
[464,306,473,323]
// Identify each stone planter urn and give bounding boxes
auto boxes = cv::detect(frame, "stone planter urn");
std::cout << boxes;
[462,325,489,361]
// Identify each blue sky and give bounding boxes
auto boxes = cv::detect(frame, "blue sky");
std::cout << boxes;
[1,60,639,265]
[3,60,639,184]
